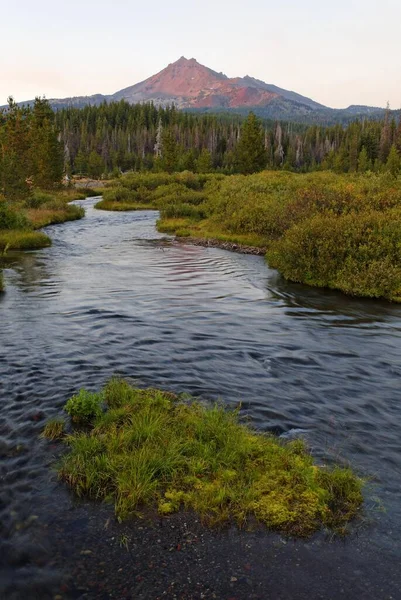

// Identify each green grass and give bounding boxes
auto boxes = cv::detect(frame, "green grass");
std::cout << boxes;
[0,230,51,251]
[40,418,65,440]
[157,217,269,248]
[56,379,363,536]
[95,199,157,211]
[0,190,85,256]
[93,172,220,213]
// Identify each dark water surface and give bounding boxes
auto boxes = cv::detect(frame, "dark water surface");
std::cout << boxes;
[1,198,401,598]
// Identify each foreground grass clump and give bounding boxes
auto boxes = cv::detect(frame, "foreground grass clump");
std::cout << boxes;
[57,379,363,536]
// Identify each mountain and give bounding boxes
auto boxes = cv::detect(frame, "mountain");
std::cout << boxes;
[111,56,280,109]
[8,57,390,124]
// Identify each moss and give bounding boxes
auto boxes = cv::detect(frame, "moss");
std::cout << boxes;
[57,379,363,536]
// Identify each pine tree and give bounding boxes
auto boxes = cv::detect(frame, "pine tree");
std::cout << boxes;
[358,146,370,172]
[160,129,178,173]
[234,112,267,174]
[0,98,31,200]
[196,149,213,173]
[29,97,63,188]
[88,151,104,178]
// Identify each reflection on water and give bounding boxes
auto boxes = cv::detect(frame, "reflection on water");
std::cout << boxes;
[1,198,401,596]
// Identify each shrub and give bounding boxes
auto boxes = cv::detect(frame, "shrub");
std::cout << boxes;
[24,191,53,209]
[0,200,30,230]
[64,389,103,424]
[267,209,401,301]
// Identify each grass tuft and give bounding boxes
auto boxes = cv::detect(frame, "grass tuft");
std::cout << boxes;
[40,418,66,440]
[57,380,363,536]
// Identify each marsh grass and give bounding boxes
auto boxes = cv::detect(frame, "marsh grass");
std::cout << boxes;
[0,230,51,251]
[57,379,363,536]
[95,200,158,211]
[94,172,220,213]
[0,189,85,256]
[40,418,65,440]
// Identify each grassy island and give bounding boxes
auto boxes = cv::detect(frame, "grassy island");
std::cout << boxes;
[46,379,363,537]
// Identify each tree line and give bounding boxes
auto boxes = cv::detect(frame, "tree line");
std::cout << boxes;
[1,97,401,201]
[56,100,401,177]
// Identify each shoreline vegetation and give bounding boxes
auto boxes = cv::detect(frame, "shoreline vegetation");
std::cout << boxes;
[95,169,401,302]
[0,188,88,250]
[0,188,92,291]
[43,379,363,537]
[0,98,93,291]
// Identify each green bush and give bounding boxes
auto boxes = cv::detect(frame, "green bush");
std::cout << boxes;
[24,191,53,209]
[0,200,30,230]
[267,209,401,301]
[64,389,103,424]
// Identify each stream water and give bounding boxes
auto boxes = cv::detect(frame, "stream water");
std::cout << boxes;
[1,198,401,598]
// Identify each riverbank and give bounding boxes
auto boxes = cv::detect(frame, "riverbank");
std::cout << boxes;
[95,170,401,302]
[10,497,395,600]
[0,189,89,291]
[0,189,87,252]
[175,235,266,255]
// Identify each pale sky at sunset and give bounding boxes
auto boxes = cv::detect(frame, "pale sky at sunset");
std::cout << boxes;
[1,0,400,109]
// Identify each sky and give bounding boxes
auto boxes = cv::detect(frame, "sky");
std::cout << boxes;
[1,0,401,109]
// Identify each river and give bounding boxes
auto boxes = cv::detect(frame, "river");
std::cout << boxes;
[1,198,400,599]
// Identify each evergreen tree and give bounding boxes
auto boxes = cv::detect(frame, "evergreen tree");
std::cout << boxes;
[386,145,400,177]
[160,129,178,173]
[234,113,267,174]
[0,98,31,199]
[358,146,370,172]
[196,149,213,173]
[88,151,104,178]
[29,97,63,188]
